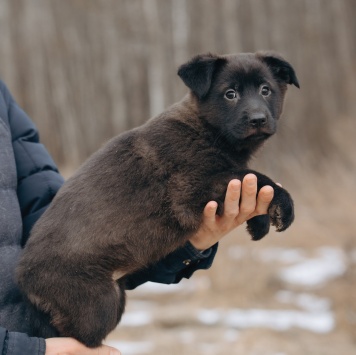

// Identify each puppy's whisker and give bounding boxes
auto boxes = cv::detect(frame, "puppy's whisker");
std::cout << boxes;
[212,131,224,147]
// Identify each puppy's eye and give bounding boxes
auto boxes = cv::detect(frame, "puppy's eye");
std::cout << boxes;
[225,89,237,100]
[260,85,271,97]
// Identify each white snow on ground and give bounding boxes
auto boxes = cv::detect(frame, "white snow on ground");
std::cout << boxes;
[130,277,211,295]
[196,309,222,325]
[258,247,307,264]
[197,308,334,333]
[228,246,248,260]
[279,247,346,287]
[233,308,335,333]
[275,290,331,312]
[228,246,306,263]
[116,246,347,339]
[120,310,153,327]
[195,247,343,334]
[132,247,346,297]
[129,280,189,294]
[350,249,356,263]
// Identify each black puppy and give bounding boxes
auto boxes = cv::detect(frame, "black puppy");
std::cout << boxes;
[16,51,299,347]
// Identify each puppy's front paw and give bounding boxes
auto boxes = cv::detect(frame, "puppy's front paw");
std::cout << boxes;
[247,214,270,241]
[269,188,294,232]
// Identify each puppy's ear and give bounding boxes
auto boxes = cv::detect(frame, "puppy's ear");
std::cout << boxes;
[178,53,226,99]
[257,52,300,88]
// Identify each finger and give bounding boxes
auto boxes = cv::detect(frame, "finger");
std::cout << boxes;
[238,174,258,218]
[254,185,274,216]
[202,200,218,225]
[45,338,122,355]
[99,345,121,355]
[276,182,282,187]
[223,179,241,219]
[95,345,121,355]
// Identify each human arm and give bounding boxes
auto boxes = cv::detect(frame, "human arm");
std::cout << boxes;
[0,82,120,355]
[0,327,120,355]
[45,338,120,355]
[0,327,45,355]
[125,174,274,289]
[189,173,274,250]
[0,80,65,245]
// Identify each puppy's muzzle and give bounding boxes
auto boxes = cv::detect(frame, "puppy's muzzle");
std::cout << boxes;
[249,112,267,128]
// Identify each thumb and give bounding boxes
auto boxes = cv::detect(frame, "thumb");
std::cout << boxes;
[100,345,121,355]
[45,338,122,355]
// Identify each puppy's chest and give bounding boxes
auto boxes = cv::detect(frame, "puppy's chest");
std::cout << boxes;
[167,151,245,191]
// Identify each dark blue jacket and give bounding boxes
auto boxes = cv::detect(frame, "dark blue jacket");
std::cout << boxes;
[0,80,217,354]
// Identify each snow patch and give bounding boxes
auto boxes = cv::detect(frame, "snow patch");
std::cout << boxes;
[275,290,331,312]
[224,308,334,333]
[279,247,346,287]
[196,308,334,333]
[119,311,153,327]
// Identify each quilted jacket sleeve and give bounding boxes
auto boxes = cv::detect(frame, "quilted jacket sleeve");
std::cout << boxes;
[0,81,65,245]
[125,241,218,290]
[0,327,45,355]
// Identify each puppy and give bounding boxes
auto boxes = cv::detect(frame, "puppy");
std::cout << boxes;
[16,51,299,347]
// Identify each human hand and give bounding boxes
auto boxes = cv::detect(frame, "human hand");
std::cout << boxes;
[45,338,121,355]
[189,174,274,251]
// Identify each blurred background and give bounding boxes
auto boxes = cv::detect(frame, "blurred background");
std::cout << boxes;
[0,0,355,354]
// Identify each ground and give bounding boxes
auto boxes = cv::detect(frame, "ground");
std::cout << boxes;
[105,186,356,355]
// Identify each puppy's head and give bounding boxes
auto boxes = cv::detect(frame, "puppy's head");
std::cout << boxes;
[178,52,299,148]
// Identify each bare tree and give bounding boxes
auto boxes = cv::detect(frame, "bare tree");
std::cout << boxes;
[0,0,354,180]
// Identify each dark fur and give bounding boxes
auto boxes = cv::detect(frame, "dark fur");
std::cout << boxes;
[16,52,299,347]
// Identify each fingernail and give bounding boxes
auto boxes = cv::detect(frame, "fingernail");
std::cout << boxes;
[230,179,240,190]
[247,178,256,186]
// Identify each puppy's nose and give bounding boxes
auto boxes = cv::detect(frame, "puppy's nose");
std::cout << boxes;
[249,113,267,127]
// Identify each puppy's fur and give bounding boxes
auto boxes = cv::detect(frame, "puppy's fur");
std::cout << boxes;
[16,52,299,347]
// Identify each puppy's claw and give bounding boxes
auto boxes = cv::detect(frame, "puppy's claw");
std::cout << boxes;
[269,195,294,233]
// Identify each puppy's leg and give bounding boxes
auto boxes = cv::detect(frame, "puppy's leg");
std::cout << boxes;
[267,184,295,232]
[246,215,270,241]
[51,279,126,348]
[226,170,294,240]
